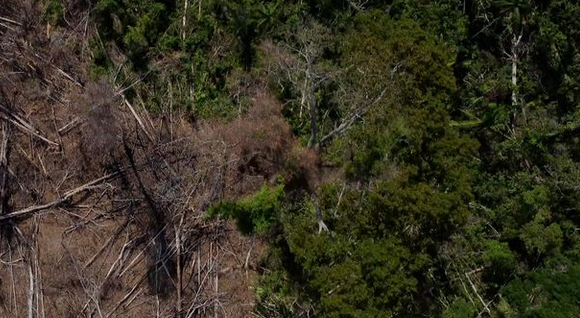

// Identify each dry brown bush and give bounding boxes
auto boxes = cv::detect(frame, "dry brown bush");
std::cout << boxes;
[75,81,123,174]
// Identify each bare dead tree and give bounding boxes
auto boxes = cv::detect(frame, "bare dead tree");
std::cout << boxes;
[263,20,333,149]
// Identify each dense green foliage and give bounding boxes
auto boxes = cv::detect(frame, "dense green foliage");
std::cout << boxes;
[207,184,284,235]
[91,0,303,117]
[87,0,580,317]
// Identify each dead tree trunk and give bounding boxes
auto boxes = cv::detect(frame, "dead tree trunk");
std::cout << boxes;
[510,31,524,134]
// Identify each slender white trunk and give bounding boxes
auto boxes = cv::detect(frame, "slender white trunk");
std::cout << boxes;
[244,235,254,269]
[198,0,202,20]
[182,0,188,42]
[510,32,524,134]
[511,33,519,108]
[299,76,307,118]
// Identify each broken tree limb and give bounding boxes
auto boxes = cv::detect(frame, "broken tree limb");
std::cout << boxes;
[26,49,82,88]
[0,16,22,26]
[0,22,16,31]
[83,220,129,269]
[0,171,120,221]
[0,104,60,147]
[465,271,491,315]
[121,96,154,143]
[319,86,388,146]
[1,120,11,216]
[104,275,146,318]
[58,117,84,135]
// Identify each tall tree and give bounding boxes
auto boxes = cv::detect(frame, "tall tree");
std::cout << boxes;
[494,0,532,131]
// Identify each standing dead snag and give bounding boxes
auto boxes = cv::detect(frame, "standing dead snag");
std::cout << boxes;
[263,20,333,149]
[315,201,329,234]
[494,0,531,135]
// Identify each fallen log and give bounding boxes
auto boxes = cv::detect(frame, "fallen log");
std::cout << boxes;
[0,171,120,221]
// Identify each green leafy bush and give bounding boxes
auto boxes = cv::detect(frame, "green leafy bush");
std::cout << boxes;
[207,184,284,236]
